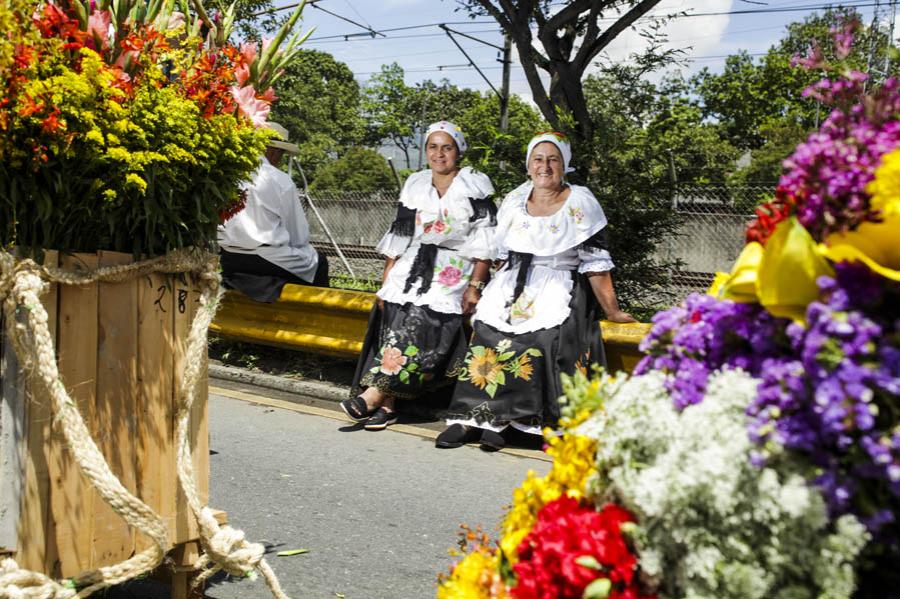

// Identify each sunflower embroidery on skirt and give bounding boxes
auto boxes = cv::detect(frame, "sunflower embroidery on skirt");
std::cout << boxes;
[456,338,542,398]
[433,256,470,293]
[370,343,423,384]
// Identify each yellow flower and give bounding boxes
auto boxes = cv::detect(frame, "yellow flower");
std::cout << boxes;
[706,271,731,298]
[516,354,534,381]
[819,214,900,281]
[499,432,597,563]
[867,148,900,218]
[437,548,507,599]
[469,348,503,390]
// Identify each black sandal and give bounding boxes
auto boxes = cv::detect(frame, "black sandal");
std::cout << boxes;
[435,424,481,449]
[479,429,506,452]
[364,407,398,431]
[339,396,375,422]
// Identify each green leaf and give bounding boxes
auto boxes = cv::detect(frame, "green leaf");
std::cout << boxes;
[399,370,409,383]
[485,383,497,398]
[471,346,485,357]
[575,556,602,570]
[407,363,418,371]
[498,351,516,361]
[404,345,419,356]
[582,578,612,599]
[495,371,505,386]
[276,549,309,557]
[526,348,543,357]
[369,367,380,374]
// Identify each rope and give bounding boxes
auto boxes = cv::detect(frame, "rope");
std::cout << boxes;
[0,249,288,599]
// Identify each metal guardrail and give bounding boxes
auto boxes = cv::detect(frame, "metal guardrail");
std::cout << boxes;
[210,286,652,373]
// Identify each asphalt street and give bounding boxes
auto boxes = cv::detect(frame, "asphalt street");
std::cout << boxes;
[199,390,550,599]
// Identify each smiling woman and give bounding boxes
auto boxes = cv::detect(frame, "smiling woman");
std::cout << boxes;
[437,132,634,452]
[341,121,498,431]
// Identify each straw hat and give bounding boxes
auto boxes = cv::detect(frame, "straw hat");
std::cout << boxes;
[264,122,300,155]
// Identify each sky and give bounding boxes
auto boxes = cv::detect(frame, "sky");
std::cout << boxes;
[274,0,892,99]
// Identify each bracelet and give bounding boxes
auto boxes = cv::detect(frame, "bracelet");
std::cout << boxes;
[468,280,486,291]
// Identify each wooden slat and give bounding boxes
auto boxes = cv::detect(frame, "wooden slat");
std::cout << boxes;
[173,274,196,543]
[90,251,137,567]
[191,276,210,536]
[15,250,59,572]
[52,253,99,577]
[136,273,176,549]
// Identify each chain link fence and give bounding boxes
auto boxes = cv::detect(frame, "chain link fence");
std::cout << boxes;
[302,185,774,307]
[654,186,771,300]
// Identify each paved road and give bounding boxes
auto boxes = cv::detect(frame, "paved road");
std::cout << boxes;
[200,390,549,599]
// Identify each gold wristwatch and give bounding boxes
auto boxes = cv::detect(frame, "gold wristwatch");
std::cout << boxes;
[468,280,486,291]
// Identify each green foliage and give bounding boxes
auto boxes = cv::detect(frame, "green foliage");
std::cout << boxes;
[309,146,395,192]
[456,93,547,195]
[361,63,482,169]
[270,50,366,183]
[694,8,898,152]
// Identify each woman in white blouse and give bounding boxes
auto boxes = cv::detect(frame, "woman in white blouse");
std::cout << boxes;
[342,121,497,430]
[437,132,634,450]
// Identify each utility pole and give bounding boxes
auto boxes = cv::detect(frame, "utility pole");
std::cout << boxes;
[499,34,511,133]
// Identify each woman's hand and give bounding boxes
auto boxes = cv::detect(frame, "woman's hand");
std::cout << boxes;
[461,286,481,315]
[605,309,636,323]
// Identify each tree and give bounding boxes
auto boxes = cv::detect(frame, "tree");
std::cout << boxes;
[456,93,547,194]
[309,147,395,192]
[693,8,899,151]
[582,65,738,311]
[270,50,366,182]
[362,63,482,169]
[454,0,665,146]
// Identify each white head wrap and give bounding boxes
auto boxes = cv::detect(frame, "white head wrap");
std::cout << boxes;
[526,132,575,174]
[425,121,467,154]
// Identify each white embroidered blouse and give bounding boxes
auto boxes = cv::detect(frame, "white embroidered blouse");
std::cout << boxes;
[375,167,496,315]
[473,181,614,334]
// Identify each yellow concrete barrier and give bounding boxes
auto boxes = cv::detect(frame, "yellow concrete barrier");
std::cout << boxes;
[211,285,652,372]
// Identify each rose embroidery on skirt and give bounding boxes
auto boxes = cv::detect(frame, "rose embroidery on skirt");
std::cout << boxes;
[379,346,407,375]
[371,344,423,384]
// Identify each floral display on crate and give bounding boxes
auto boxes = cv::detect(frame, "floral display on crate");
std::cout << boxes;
[437,20,898,599]
[1,0,311,256]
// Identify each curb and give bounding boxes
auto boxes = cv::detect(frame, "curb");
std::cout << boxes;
[208,363,347,403]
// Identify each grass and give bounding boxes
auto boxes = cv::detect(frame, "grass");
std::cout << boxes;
[328,274,380,292]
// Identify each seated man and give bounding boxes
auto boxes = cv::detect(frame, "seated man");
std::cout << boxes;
[218,122,329,302]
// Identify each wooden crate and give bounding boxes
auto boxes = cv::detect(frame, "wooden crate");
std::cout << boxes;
[0,251,209,579]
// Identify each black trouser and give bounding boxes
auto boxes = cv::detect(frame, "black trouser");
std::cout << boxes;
[219,249,329,302]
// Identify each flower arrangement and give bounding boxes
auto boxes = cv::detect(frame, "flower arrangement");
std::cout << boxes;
[438,20,898,598]
[0,0,312,256]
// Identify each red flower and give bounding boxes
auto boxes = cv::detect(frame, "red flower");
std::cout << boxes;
[511,497,654,599]
[745,186,796,245]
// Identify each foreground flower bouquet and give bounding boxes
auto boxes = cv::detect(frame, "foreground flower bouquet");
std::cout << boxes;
[437,22,898,599]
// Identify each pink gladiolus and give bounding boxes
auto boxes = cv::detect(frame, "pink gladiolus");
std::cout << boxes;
[240,42,257,64]
[167,11,186,30]
[230,85,270,128]
[260,87,277,103]
[87,9,111,50]
[235,64,250,85]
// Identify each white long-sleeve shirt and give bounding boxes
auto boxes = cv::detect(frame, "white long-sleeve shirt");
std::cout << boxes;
[217,157,319,281]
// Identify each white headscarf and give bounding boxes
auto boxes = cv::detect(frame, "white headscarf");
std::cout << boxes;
[526,132,575,174]
[425,121,467,154]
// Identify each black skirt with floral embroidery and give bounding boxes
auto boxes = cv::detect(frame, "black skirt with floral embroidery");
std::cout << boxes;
[350,301,468,400]
[444,274,605,430]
